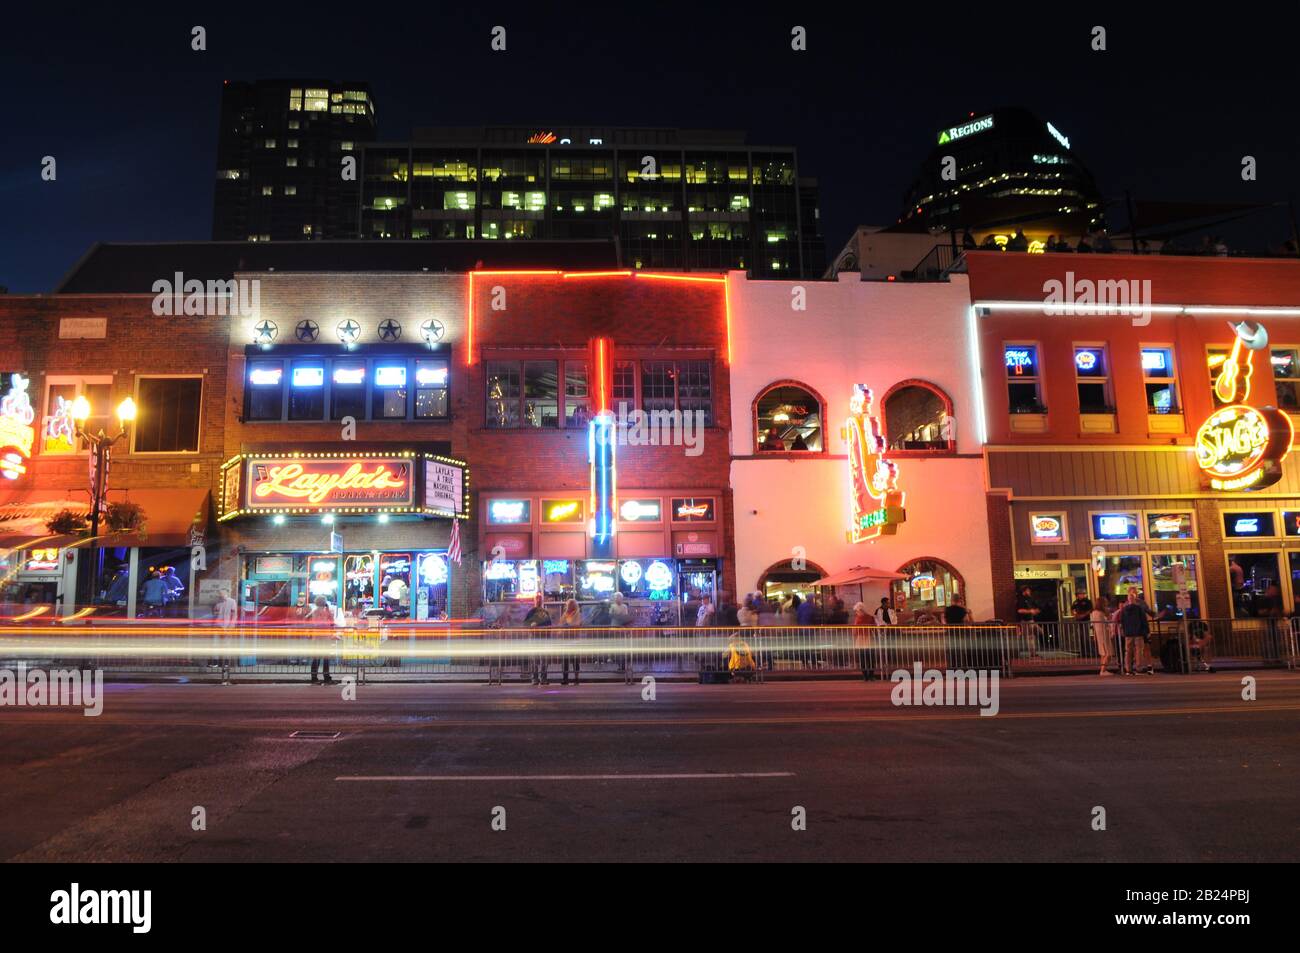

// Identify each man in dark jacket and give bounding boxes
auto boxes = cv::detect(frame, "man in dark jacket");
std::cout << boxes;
[1117,590,1156,676]
[523,594,552,685]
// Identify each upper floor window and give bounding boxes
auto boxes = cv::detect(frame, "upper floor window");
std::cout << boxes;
[246,355,448,423]
[41,377,112,455]
[486,360,583,429]
[1074,345,1112,414]
[1141,346,1179,413]
[883,381,953,452]
[755,382,823,452]
[1004,344,1043,414]
[615,359,713,425]
[134,377,202,453]
[1272,347,1300,410]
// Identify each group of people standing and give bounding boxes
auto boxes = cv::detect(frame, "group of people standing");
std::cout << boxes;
[138,566,186,617]
[1079,591,1158,676]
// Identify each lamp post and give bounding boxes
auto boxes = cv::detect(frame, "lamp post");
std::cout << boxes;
[71,395,136,609]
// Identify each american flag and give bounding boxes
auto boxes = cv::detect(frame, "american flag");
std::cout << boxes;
[448,518,462,565]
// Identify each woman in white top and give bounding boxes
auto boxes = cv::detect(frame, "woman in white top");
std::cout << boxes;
[1090,596,1115,676]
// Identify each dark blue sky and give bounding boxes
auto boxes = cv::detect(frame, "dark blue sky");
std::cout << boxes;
[3,5,1296,291]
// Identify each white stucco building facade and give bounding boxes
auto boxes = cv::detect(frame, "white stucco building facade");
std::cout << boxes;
[727,271,996,620]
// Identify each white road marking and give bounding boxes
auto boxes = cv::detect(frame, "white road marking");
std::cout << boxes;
[335,772,795,782]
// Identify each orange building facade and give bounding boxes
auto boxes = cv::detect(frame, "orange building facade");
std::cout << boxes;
[968,251,1300,623]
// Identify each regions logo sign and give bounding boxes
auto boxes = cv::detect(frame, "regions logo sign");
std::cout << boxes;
[937,114,993,145]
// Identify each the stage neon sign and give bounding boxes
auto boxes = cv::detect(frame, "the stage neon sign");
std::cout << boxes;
[843,384,906,542]
[1195,321,1291,491]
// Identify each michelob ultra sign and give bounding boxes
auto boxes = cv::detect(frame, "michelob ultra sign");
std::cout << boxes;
[246,457,414,510]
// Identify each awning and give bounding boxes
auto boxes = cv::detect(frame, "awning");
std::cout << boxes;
[0,488,210,550]
[811,566,906,587]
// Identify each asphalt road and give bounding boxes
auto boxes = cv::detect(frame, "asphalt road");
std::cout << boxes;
[1,673,1296,862]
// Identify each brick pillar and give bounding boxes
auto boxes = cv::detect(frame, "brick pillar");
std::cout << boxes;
[986,492,1017,622]
[1195,498,1230,618]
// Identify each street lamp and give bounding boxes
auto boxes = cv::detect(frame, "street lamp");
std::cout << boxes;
[71,396,136,609]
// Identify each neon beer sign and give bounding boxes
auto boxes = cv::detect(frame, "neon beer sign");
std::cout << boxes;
[1195,321,1291,491]
[843,384,906,542]
[247,458,413,509]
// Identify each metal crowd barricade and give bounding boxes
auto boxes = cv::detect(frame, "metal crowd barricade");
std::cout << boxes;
[4,617,1295,682]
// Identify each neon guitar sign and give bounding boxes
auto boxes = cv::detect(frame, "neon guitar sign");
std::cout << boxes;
[843,384,906,542]
[1196,321,1292,491]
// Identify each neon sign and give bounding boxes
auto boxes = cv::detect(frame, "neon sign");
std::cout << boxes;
[1195,321,1291,491]
[543,500,582,523]
[1031,515,1064,542]
[0,374,36,480]
[843,384,906,542]
[247,458,413,509]
[588,337,616,546]
[937,114,993,145]
[43,395,78,453]
[644,560,674,591]
[23,548,60,572]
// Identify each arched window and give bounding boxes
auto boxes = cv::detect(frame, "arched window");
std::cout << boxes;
[753,381,825,453]
[882,380,954,453]
[756,558,827,604]
[890,558,966,619]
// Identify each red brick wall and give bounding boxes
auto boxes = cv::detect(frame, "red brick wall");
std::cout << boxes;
[467,273,735,598]
[986,491,1017,622]
[0,295,228,495]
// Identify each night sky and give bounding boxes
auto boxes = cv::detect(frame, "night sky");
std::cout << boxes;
[3,6,1296,292]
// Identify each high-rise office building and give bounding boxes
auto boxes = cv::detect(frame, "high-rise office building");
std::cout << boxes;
[212,79,376,242]
[359,126,825,278]
[900,107,1104,244]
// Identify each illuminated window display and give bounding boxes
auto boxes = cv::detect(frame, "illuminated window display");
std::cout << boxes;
[891,559,963,614]
[1150,554,1200,618]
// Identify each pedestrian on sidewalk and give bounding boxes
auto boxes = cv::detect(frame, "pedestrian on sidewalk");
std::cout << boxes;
[852,602,877,680]
[212,587,238,682]
[559,598,582,686]
[1089,596,1115,676]
[306,596,337,685]
[523,593,552,685]
[1116,590,1156,675]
